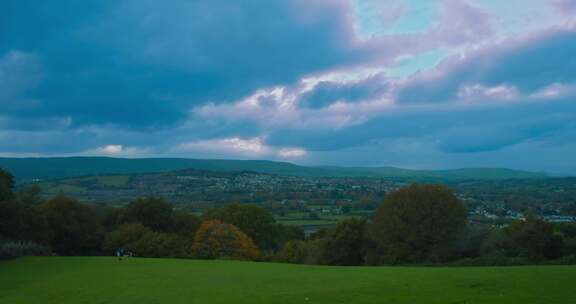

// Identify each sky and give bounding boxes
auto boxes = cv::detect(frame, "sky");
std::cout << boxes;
[1,0,575,173]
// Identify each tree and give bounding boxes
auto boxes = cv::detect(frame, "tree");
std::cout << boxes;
[191,220,260,260]
[274,224,305,249]
[41,195,104,255]
[275,240,308,264]
[204,204,276,250]
[504,213,564,261]
[455,225,492,259]
[16,184,44,206]
[370,184,467,264]
[103,223,188,258]
[0,199,51,244]
[132,231,188,258]
[125,197,174,231]
[103,223,152,253]
[0,168,15,202]
[169,211,201,238]
[320,218,367,265]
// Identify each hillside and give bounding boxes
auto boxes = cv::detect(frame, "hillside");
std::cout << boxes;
[0,157,547,181]
[1,257,575,304]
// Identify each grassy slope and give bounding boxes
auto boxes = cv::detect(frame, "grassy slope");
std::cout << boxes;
[1,257,575,304]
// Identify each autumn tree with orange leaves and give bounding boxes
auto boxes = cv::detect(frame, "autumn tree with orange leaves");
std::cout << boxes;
[191,220,260,260]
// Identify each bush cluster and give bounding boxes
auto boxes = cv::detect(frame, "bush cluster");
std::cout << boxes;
[0,241,52,260]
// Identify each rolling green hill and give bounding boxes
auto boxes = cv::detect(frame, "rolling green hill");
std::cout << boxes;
[0,156,547,181]
[1,257,575,304]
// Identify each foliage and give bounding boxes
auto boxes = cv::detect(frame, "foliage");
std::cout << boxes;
[132,231,188,258]
[204,204,277,250]
[275,240,308,264]
[2,165,576,265]
[169,211,201,238]
[370,184,467,264]
[103,223,152,253]
[273,223,305,248]
[191,220,260,260]
[0,199,52,244]
[320,218,367,265]
[125,197,174,231]
[505,213,563,261]
[16,184,44,206]
[455,225,492,259]
[103,223,188,258]
[41,195,104,255]
[0,168,15,201]
[0,241,51,260]
[451,255,529,266]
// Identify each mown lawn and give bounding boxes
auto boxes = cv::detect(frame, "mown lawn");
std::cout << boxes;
[1,257,575,304]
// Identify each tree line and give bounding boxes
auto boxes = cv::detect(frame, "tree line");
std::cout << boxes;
[2,168,576,265]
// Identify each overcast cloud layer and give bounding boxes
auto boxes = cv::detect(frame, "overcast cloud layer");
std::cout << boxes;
[1,0,575,174]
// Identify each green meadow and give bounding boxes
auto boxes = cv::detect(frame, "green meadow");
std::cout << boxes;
[1,257,575,304]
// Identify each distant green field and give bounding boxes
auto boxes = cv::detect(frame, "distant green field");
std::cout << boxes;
[278,219,339,226]
[95,175,131,187]
[1,257,575,304]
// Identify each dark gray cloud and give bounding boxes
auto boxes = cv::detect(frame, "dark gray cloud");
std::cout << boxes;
[0,0,370,129]
[299,74,389,109]
[266,97,576,154]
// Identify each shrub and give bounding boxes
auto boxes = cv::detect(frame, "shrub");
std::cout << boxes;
[103,223,152,254]
[132,232,188,258]
[542,254,576,265]
[275,240,308,264]
[451,255,529,266]
[0,241,52,260]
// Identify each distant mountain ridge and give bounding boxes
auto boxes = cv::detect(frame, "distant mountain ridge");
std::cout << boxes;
[0,157,548,181]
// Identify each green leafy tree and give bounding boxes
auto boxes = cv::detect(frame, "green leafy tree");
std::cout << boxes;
[16,184,43,206]
[505,213,564,261]
[169,211,201,238]
[274,224,305,249]
[275,240,308,264]
[191,220,260,260]
[0,199,51,244]
[125,197,174,231]
[204,204,276,250]
[370,184,467,264]
[132,231,188,258]
[103,223,152,253]
[0,168,15,202]
[320,218,367,265]
[41,195,104,255]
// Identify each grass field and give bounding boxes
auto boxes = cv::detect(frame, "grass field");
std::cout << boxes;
[1,257,575,303]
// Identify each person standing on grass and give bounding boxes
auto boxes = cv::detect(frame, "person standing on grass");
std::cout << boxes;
[116,248,124,261]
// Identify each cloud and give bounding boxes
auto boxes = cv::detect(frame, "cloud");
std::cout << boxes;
[95,145,123,155]
[550,0,576,16]
[395,27,576,103]
[0,0,374,130]
[0,50,43,111]
[428,0,494,47]
[1,1,576,173]
[457,84,519,101]
[278,148,307,159]
[175,137,307,159]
